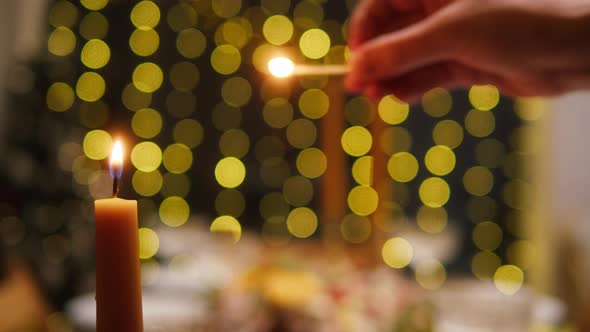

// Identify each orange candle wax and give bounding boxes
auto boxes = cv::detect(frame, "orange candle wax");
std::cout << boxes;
[94,141,143,332]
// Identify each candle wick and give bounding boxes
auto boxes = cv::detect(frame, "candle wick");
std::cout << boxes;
[112,176,119,198]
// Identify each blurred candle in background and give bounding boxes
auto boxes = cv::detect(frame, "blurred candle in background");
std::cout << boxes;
[94,141,143,332]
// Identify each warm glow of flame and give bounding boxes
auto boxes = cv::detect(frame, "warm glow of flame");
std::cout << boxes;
[109,140,124,178]
[268,57,295,78]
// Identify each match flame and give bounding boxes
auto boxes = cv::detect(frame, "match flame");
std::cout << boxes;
[268,57,295,78]
[109,140,123,179]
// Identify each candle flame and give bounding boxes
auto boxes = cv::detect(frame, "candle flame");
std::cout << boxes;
[109,140,123,179]
[268,57,295,78]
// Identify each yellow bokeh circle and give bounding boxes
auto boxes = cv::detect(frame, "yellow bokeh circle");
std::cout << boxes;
[212,0,242,18]
[263,98,294,129]
[80,0,108,10]
[211,45,241,75]
[167,3,197,32]
[122,83,151,111]
[469,85,500,111]
[387,152,419,183]
[433,120,464,149]
[465,109,495,138]
[131,1,160,30]
[515,97,546,121]
[79,12,109,40]
[382,237,413,269]
[352,156,373,186]
[169,61,200,91]
[132,108,162,139]
[299,29,331,59]
[173,119,204,149]
[48,26,76,56]
[341,126,372,157]
[282,176,314,207]
[425,145,456,176]
[131,141,162,172]
[263,15,294,45]
[296,148,327,179]
[215,189,246,218]
[347,185,378,216]
[83,129,112,160]
[129,28,159,57]
[298,89,329,119]
[287,119,317,149]
[76,72,106,102]
[133,62,163,93]
[215,157,246,188]
[340,214,371,244]
[463,166,494,196]
[81,39,110,69]
[210,215,242,243]
[417,206,448,234]
[138,227,159,259]
[419,177,450,208]
[494,265,524,295]
[286,207,318,238]
[422,87,452,117]
[378,95,409,125]
[473,221,503,251]
[132,169,162,197]
[159,196,189,227]
[163,143,193,174]
[222,76,252,107]
[47,82,75,112]
[415,259,446,290]
[472,250,502,280]
[176,28,207,59]
[219,129,250,158]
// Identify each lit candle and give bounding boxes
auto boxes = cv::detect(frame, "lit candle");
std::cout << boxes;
[268,57,348,77]
[94,140,143,332]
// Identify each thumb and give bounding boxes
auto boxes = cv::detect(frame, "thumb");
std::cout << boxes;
[345,16,456,92]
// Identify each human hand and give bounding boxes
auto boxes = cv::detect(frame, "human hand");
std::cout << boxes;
[346,0,590,102]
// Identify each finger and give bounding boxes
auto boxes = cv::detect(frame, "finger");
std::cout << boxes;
[365,62,502,103]
[345,18,452,92]
[348,0,394,50]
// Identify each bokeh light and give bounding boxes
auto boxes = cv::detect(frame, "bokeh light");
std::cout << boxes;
[382,237,413,269]
[133,62,164,93]
[424,145,456,176]
[419,177,450,208]
[416,206,447,234]
[76,72,105,102]
[469,85,500,111]
[81,39,111,69]
[340,214,371,243]
[347,185,378,216]
[283,176,313,207]
[494,265,524,295]
[463,166,494,196]
[263,15,294,45]
[47,82,75,112]
[162,143,193,174]
[129,28,159,57]
[173,119,204,149]
[132,108,162,139]
[433,120,463,149]
[286,207,318,238]
[341,126,372,157]
[176,28,207,59]
[131,1,160,30]
[82,130,112,160]
[296,148,327,179]
[80,0,108,11]
[472,250,502,280]
[48,27,76,56]
[131,141,162,172]
[422,88,452,117]
[215,189,246,217]
[210,215,242,243]
[286,118,317,149]
[211,45,241,75]
[352,156,373,186]
[473,221,503,251]
[132,169,162,197]
[378,95,409,125]
[138,228,159,259]
[215,157,246,188]
[298,89,329,119]
[159,196,189,227]
[387,152,418,183]
[169,62,200,91]
[465,109,495,138]
[299,29,330,59]
[219,129,250,158]
[415,259,446,290]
